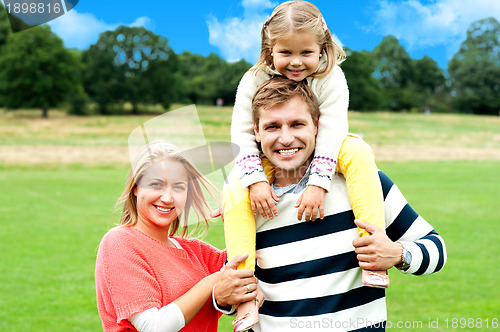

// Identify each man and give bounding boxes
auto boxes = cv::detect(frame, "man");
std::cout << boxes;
[250,77,446,331]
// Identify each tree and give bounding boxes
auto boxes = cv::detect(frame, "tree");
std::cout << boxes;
[0,25,81,118]
[0,2,30,49]
[413,56,445,93]
[82,26,177,114]
[412,56,448,112]
[219,59,252,105]
[370,35,414,110]
[176,51,250,105]
[341,49,384,111]
[448,17,500,114]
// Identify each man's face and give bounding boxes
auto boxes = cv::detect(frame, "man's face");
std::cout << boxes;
[254,95,318,183]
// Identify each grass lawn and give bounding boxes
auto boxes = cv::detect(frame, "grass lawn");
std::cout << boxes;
[1,160,499,331]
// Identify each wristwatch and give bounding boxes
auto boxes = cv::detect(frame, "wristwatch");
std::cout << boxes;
[399,242,412,270]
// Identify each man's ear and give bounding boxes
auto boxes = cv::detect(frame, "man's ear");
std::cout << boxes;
[254,123,261,142]
[314,117,319,136]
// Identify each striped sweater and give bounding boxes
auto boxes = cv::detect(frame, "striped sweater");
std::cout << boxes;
[253,171,447,331]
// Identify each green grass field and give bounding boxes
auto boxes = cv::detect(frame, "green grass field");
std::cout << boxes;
[1,107,500,331]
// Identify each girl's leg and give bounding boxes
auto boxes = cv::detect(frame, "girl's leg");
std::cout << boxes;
[222,157,275,270]
[337,134,385,234]
[337,134,389,288]
[222,169,256,270]
[222,161,273,332]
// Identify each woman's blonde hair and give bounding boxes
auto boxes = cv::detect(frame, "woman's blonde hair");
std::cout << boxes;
[116,139,218,237]
[251,0,345,78]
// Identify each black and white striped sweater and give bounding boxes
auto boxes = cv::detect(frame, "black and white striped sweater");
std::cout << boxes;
[253,171,447,331]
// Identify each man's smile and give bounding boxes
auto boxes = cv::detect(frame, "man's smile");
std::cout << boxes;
[277,148,299,156]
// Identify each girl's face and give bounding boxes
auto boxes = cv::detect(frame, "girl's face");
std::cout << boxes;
[133,159,189,240]
[271,30,322,82]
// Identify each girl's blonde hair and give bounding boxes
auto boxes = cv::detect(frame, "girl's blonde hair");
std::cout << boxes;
[251,0,346,78]
[116,139,218,237]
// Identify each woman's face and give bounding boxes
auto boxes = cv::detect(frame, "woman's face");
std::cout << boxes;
[133,159,189,239]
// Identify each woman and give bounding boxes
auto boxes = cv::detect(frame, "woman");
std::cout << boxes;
[95,140,257,332]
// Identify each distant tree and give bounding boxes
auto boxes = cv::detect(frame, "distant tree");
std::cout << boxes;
[412,56,448,112]
[219,59,252,105]
[82,26,177,114]
[176,52,250,105]
[176,51,208,104]
[0,3,11,48]
[0,2,30,49]
[0,3,32,108]
[448,17,500,114]
[192,53,226,104]
[370,35,414,110]
[0,25,81,118]
[341,49,384,111]
[66,49,89,115]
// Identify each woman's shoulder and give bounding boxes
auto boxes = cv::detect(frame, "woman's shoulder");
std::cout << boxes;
[98,226,137,251]
[101,225,131,240]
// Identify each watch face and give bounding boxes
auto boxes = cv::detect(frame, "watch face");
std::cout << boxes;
[403,250,412,266]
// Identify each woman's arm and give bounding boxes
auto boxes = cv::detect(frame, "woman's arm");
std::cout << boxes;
[129,254,257,332]
[129,273,220,332]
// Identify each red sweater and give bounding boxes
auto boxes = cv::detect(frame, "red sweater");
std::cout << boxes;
[95,226,227,332]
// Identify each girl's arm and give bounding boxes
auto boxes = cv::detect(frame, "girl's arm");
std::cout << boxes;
[307,65,349,190]
[295,65,349,221]
[231,71,270,188]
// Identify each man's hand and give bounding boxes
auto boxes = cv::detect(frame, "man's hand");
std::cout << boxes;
[214,254,258,308]
[249,181,279,219]
[352,219,403,270]
[295,185,325,221]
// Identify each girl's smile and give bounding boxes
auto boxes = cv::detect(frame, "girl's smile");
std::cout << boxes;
[272,30,322,82]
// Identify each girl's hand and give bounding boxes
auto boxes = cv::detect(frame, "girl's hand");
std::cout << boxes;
[295,185,325,221]
[249,181,279,219]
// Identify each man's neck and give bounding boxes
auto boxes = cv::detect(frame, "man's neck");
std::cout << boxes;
[273,157,312,187]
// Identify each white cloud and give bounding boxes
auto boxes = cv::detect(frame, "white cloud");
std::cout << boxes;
[371,0,500,57]
[48,10,154,49]
[130,16,154,29]
[207,0,276,62]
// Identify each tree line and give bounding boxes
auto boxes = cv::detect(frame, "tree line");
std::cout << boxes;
[0,4,498,117]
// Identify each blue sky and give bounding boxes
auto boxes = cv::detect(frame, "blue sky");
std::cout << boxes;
[42,0,500,69]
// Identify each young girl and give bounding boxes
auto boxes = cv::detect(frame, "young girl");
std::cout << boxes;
[95,140,257,332]
[223,1,389,331]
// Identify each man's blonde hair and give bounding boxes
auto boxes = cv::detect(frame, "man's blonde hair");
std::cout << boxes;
[252,76,320,127]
